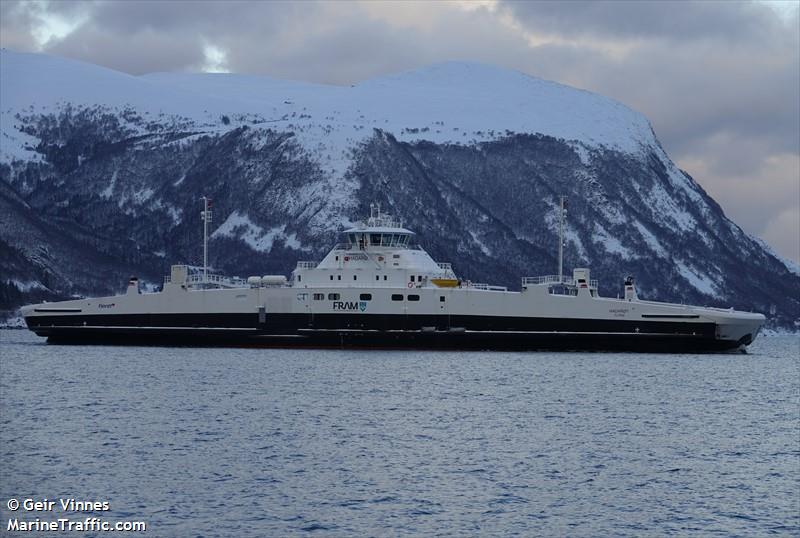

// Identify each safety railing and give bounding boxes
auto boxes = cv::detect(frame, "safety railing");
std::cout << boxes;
[522,275,598,288]
[469,282,507,291]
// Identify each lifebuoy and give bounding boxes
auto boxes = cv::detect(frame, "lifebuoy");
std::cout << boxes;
[407,282,413,288]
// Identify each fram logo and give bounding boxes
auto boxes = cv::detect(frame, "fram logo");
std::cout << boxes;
[332,301,367,312]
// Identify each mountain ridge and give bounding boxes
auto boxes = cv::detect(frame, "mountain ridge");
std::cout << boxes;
[1,50,797,328]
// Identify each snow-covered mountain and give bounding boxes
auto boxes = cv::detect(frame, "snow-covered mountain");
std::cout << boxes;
[1,49,797,328]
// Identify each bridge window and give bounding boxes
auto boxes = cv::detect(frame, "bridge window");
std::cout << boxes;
[408,294,420,302]
[391,294,403,301]
[313,293,324,300]
[360,293,372,300]
[370,234,381,245]
[328,293,340,300]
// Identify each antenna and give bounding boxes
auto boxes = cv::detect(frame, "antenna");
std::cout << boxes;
[201,196,212,284]
[558,195,567,283]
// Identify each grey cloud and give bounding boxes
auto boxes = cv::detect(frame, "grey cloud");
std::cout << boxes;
[220,4,533,85]
[499,0,785,41]
[0,1,47,50]
[45,26,207,75]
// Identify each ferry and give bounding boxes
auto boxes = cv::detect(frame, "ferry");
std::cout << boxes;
[22,201,765,352]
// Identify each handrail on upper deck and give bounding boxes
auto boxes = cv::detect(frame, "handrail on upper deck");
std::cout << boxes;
[522,275,599,288]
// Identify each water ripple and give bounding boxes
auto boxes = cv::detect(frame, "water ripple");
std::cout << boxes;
[1,331,798,536]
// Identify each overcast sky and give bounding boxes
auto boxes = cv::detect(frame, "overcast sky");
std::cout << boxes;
[2,0,798,263]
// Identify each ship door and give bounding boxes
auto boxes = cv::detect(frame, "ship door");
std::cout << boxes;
[436,292,450,330]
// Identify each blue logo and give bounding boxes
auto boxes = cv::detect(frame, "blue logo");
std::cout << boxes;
[359,301,367,312]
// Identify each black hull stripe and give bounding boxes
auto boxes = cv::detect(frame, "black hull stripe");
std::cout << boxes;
[26,312,717,336]
[21,312,747,352]
[37,329,744,352]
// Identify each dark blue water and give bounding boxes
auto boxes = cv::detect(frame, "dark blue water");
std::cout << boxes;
[1,331,798,536]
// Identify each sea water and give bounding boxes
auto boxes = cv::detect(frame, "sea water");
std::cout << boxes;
[1,330,797,536]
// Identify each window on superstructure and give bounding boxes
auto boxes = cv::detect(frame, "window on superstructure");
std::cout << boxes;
[297,275,301,282]
[391,294,403,301]
[410,275,415,282]
[360,293,372,301]
[313,293,324,300]
[337,275,341,281]
[439,296,445,302]
[330,275,333,281]
[353,275,357,281]
[383,275,387,281]
[375,275,379,281]
[328,293,340,300]
[408,295,420,301]
[370,234,381,245]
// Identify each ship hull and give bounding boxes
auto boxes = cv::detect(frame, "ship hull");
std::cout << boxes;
[26,312,751,352]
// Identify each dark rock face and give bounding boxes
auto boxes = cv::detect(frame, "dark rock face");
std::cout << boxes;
[2,108,798,328]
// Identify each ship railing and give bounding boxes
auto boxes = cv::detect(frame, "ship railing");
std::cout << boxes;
[188,273,248,288]
[437,262,452,271]
[163,273,248,288]
[296,261,319,269]
[522,275,599,288]
[469,282,507,291]
[332,243,424,252]
[522,275,571,286]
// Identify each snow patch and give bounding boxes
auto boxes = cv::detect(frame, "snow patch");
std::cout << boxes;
[633,221,666,257]
[166,206,182,225]
[132,188,154,204]
[469,230,492,256]
[593,225,634,259]
[564,227,588,262]
[100,170,117,199]
[6,279,48,292]
[676,260,722,299]
[212,211,310,252]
